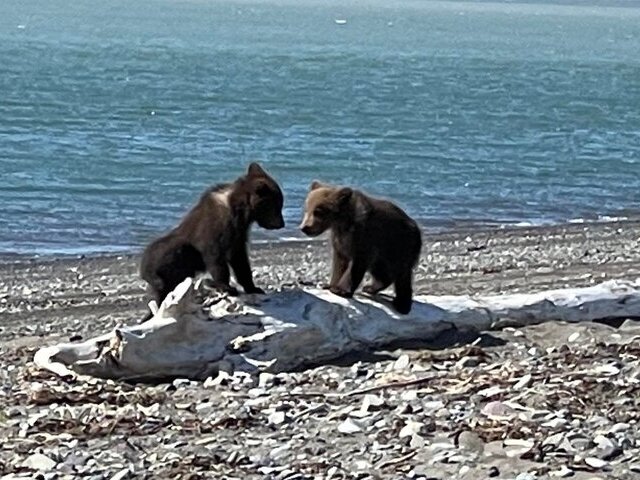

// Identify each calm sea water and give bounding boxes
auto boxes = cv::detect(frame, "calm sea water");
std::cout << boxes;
[1,0,639,255]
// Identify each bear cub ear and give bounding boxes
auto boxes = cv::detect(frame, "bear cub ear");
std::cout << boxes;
[247,162,267,177]
[336,187,353,203]
[310,180,327,191]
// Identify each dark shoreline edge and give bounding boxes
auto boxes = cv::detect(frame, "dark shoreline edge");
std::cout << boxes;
[2,217,639,265]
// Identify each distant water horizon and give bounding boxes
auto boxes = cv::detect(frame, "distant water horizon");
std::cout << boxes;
[1,0,639,255]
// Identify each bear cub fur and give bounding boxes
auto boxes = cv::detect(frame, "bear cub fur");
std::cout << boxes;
[140,163,284,310]
[300,181,422,314]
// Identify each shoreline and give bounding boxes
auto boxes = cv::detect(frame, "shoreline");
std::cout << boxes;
[2,216,639,263]
[1,217,638,344]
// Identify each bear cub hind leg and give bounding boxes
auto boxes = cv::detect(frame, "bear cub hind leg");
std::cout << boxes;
[363,260,392,295]
[392,270,413,315]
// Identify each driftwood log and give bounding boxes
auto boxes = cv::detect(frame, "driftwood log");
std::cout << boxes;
[34,277,640,382]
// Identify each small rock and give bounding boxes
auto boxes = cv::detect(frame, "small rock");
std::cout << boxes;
[515,473,536,480]
[401,390,418,401]
[504,438,534,458]
[514,373,532,390]
[482,400,515,419]
[550,466,574,477]
[338,418,363,434]
[259,372,276,387]
[568,332,580,342]
[22,453,57,471]
[477,386,505,399]
[447,454,467,463]
[593,435,616,450]
[248,387,267,398]
[593,364,620,376]
[488,466,500,477]
[361,394,384,412]
[352,460,370,471]
[596,445,622,461]
[204,371,230,387]
[543,432,565,448]
[542,418,567,429]
[457,431,484,454]
[110,468,132,480]
[394,354,410,370]
[569,435,592,451]
[268,411,286,425]
[423,400,445,410]
[609,422,630,433]
[172,378,191,388]
[399,421,422,438]
[584,457,608,469]
[410,434,425,449]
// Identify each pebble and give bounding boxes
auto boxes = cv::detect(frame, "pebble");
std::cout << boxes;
[503,438,534,458]
[584,457,608,469]
[361,394,384,412]
[481,400,515,419]
[110,468,133,480]
[4,234,640,479]
[399,421,422,438]
[410,434,425,449]
[514,373,532,390]
[394,354,411,370]
[515,474,537,480]
[338,418,363,434]
[268,411,286,425]
[550,466,574,478]
[568,434,593,451]
[609,422,630,433]
[259,372,276,387]
[457,431,484,454]
[22,453,56,471]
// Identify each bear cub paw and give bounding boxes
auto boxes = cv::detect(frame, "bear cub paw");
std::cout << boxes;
[392,298,412,315]
[244,286,266,295]
[329,285,353,298]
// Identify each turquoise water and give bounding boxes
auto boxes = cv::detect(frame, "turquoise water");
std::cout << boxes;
[1,0,639,254]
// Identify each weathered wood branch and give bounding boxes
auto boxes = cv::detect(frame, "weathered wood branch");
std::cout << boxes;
[34,277,640,382]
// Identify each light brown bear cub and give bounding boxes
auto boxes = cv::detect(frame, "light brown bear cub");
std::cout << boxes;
[140,163,284,311]
[300,181,422,314]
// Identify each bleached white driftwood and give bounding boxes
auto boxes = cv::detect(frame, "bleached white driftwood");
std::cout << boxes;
[34,277,640,381]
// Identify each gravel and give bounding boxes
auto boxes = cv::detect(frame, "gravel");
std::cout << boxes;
[1,220,639,479]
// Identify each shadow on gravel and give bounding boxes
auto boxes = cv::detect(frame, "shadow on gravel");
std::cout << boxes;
[593,316,640,329]
[323,292,508,369]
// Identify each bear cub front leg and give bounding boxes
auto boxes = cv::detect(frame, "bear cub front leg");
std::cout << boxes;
[329,258,367,298]
[230,245,265,295]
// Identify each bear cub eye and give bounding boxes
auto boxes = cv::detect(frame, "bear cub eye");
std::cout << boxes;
[314,206,328,217]
[256,183,272,197]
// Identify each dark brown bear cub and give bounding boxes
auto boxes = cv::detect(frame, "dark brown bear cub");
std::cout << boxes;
[300,181,421,314]
[140,163,284,309]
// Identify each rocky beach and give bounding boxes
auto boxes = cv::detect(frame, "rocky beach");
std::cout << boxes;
[1,220,640,479]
